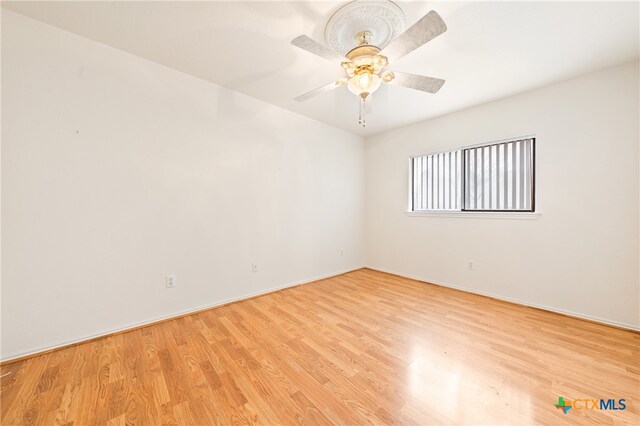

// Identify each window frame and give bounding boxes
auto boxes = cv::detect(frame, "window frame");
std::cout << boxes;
[409,135,536,214]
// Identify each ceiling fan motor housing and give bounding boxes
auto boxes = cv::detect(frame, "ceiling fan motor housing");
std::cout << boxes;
[346,44,380,61]
[344,44,387,77]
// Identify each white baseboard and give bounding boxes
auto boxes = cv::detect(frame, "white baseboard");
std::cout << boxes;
[0,265,365,363]
[365,265,640,332]
[5,264,635,363]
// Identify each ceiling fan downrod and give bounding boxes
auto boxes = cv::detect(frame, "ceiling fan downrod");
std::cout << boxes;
[355,31,372,46]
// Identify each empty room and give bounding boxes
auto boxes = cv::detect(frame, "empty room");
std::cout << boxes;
[1,0,639,424]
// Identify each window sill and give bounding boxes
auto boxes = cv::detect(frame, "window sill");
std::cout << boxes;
[405,211,541,220]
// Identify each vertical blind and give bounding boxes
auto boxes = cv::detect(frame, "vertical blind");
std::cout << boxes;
[412,150,462,211]
[412,138,535,212]
[464,138,534,211]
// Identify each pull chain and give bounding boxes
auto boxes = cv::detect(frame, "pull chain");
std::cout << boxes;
[358,95,366,127]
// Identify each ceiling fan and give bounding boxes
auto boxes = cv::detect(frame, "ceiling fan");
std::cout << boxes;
[291,6,447,127]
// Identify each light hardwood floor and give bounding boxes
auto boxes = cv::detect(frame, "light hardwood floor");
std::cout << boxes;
[1,269,638,425]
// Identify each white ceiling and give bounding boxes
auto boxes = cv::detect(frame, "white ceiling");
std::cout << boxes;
[3,1,639,136]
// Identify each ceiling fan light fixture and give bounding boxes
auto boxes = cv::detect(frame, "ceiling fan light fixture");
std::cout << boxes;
[347,72,381,97]
[374,54,389,68]
[381,71,395,83]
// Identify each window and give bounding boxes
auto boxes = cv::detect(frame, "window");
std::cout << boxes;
[411,137,535,212]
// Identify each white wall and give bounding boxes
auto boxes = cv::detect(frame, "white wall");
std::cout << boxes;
[365,61,640,329]
[1,11,365,360]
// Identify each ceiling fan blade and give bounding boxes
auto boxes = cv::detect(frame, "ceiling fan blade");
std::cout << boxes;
[294,79,346,102]
[386,72,445,94]
[291,35,348,65]
[379,11,447,63]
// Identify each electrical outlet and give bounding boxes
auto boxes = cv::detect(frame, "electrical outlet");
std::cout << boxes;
[339,248,344,257]
[166,274,176,288]
[467,261,474,270]
[251,263,258,273]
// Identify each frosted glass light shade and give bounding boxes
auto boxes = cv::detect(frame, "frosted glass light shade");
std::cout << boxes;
[347,73,381,97]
